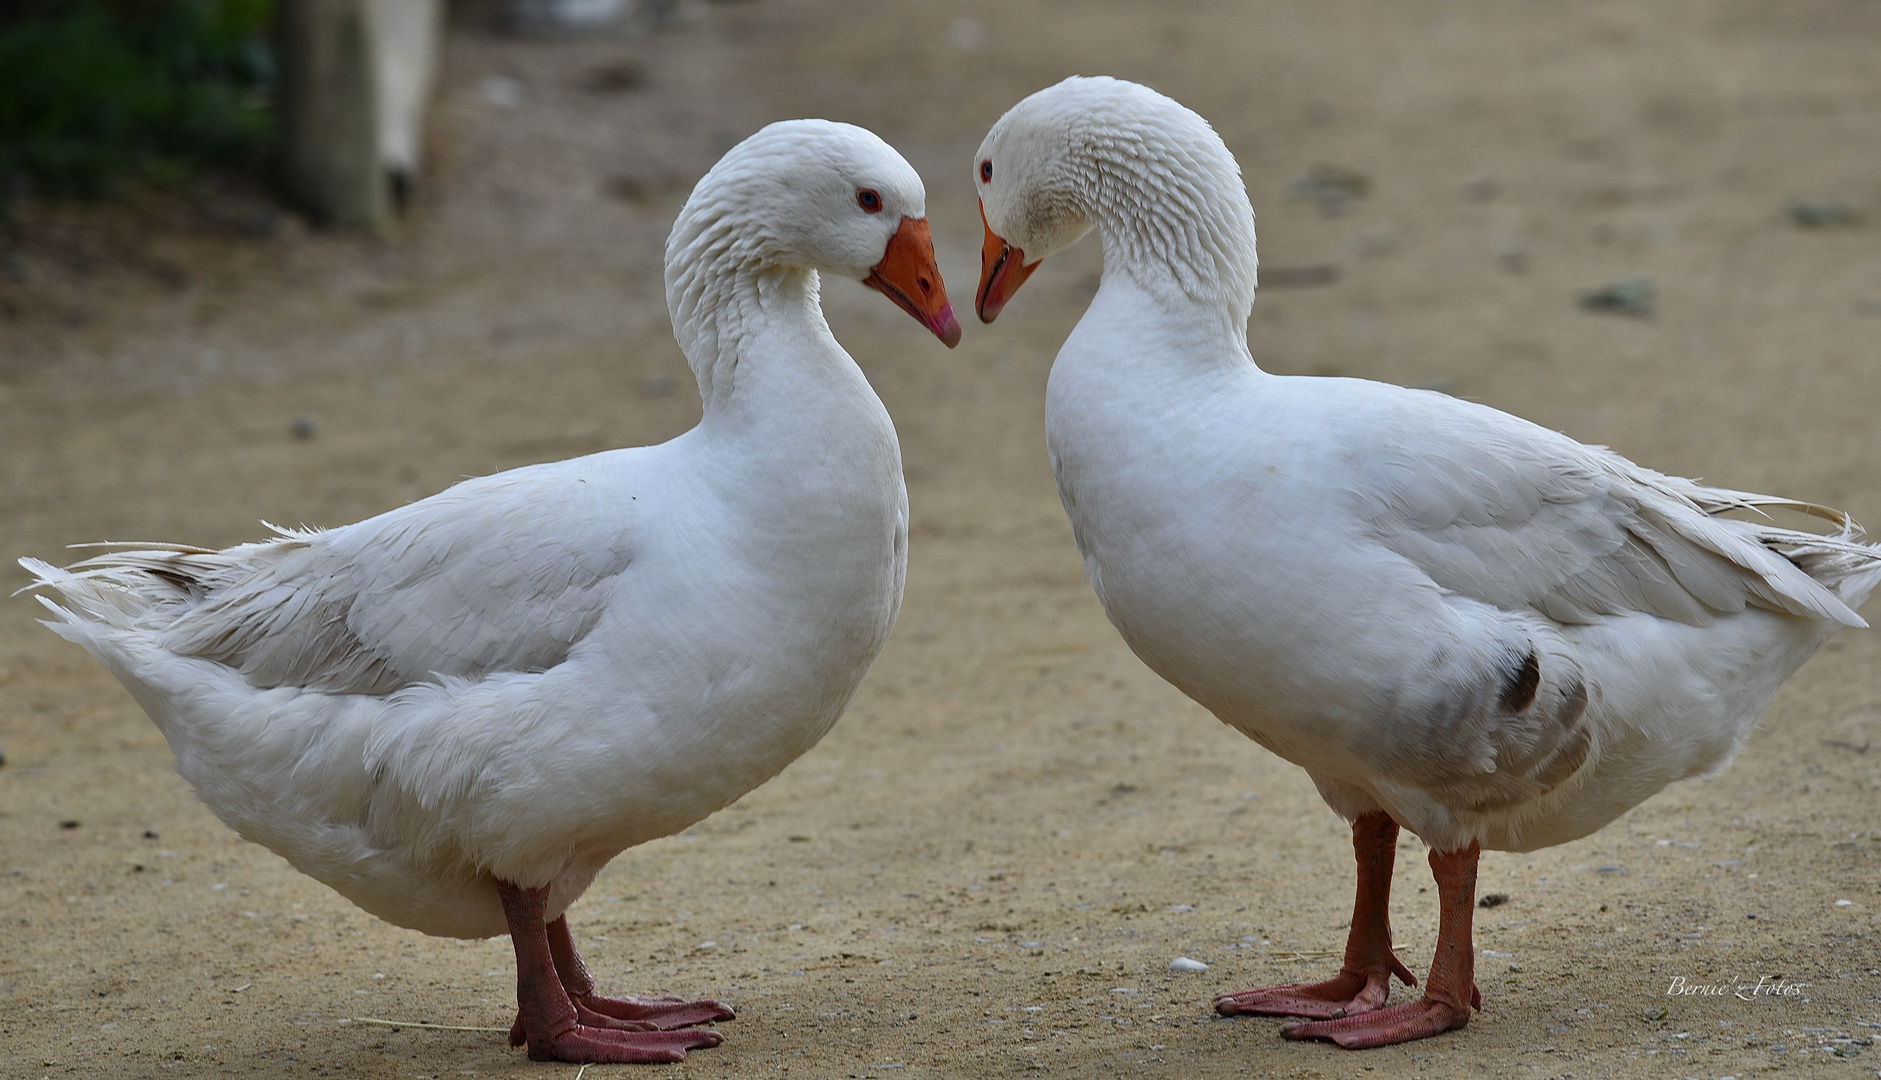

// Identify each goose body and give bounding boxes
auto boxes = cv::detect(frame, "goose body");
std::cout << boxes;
[23,118,959,1064]
[973,76,1881,1048]
[1048,296,1864,854]
[40,422,902,940]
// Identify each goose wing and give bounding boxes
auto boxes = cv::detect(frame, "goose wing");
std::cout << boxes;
[1351,390,1867,630]
[56,458,638,694]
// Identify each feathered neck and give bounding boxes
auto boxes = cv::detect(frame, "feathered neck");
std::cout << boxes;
[663,186,829,411]
[1049,88,1259,323]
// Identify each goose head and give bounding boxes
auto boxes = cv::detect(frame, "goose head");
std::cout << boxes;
[970,89,1094,323]
[668,119,961,347]
[973,77,1257,323]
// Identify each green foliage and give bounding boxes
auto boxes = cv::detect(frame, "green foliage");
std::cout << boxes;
[0,0,275,200]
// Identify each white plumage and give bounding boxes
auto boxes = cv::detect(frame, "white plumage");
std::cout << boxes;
[973,76,1881,1048]
[22,118,959,1064]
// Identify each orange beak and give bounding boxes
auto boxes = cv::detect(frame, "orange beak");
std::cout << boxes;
[975,201,1039,324]
[864,216,961,348]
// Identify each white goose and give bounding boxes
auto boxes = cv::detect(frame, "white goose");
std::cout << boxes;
[21,120,959,1065]
[972,76,1881,1049]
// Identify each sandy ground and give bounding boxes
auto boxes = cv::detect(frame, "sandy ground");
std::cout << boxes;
[4,1,1881,1077]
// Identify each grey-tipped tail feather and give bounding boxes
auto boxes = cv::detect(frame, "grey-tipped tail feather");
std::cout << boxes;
[17,554,195,631]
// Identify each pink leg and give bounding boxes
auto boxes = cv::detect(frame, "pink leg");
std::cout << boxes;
[547,915,735,1030]
[500,881,724,1064]
[1216,812,1417,1020]
[1282,842,1482,1049]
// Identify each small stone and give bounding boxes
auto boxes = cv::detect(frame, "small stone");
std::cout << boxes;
[1478,892,1511,909]
[604,175,656,204]
[1835,899,1853,907]
[1787,200,1859,228]
[59,819,80,830]
[1261,264,1341,289]
[481,74,526,110]
[1290,163,1371,217]
[1579,278,1655,318]
[640,374,677,397]
[290,414,317,440]
[949,16,986,51]
[1168,957,1209,973]
[583,61,646,94]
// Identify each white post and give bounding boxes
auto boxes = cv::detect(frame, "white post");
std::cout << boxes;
[368,0,444,210]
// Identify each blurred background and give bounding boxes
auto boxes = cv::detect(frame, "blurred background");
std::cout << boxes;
[2,0,1878,412]
[2,3,1879,1077]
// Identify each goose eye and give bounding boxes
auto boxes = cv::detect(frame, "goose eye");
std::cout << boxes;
[979,160,993,183]
[856,188,883,213]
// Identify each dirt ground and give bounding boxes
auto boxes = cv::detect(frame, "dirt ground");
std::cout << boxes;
[4,1,1880,1077]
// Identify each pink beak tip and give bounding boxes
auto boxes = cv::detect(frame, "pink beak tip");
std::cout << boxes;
[934,304,962,348]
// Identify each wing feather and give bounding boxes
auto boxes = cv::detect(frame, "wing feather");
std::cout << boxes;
[1353,391,1871,630]
[60,458,638,694]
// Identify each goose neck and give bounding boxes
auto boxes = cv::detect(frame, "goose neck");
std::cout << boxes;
[1071,129,1259,322]
[667,243,829,414]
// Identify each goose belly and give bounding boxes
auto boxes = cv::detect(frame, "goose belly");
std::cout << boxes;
[1460,605,1837,852]
[330,516,905,934]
